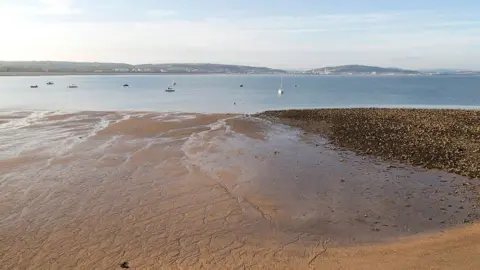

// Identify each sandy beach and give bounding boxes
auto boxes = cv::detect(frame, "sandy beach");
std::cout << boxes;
[0,109,479,269]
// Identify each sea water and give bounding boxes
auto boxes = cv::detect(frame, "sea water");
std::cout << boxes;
[1,74,479,113]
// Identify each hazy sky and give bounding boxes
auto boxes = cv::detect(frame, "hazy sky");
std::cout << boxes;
[1,0,480,69]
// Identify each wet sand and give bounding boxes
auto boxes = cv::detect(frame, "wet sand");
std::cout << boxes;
[259,108,480,178]
[0,110,479,269]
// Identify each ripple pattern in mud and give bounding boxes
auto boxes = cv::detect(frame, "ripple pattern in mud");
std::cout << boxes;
[0,111,479,269]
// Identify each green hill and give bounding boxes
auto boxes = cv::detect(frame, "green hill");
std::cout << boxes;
[0,61,132,73]
[135,63,285,74]
[0,61,285,74]
[308,65,420,74]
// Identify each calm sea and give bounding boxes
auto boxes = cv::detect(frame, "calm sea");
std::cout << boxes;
[0,75,479,113]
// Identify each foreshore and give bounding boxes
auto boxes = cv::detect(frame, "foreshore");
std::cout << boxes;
[258,108,480,179]
[0,109,479,269]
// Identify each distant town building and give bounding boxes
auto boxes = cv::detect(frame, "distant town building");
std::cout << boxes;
[113,68,130,72]
[132,68,153,72]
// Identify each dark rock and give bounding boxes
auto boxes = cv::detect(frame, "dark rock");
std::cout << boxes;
[120,262,130,269]
[258,109,480,179]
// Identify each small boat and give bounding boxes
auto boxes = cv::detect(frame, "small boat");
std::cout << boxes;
[165,84,175,92]
[30,85,39,88]
[67,84,78,88]
[172,80,177,86]
[295,84,298,87]
[240,84,244,87]
[123,84,129,87]
[46,81,54,85]
[278,76,284,95]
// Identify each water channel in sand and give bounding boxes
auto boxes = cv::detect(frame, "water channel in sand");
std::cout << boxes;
[0,111,478,269]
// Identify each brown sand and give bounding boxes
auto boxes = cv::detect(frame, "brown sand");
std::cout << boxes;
[0,111,479,269]
[303,224,480,269]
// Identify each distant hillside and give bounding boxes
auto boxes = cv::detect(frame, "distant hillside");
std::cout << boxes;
[0,61,285,74]
[134,63,285,74]
[0,61,132,73]
[419,68,480,75]
[307,65,420,75]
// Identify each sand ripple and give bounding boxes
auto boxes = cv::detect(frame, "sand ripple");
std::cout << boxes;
[0,111,478,269]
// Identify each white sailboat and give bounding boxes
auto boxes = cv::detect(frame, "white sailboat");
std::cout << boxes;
[165,81,175,92]
[278,76,284,95]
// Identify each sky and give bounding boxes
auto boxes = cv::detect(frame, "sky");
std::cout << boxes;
[1,0,480,69]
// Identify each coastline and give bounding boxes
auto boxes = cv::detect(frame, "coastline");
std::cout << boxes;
[257,108,480,179]
[0,109,479,269]
[252,107,480,268]
[0,72,283,77]
[2,72,476,77]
